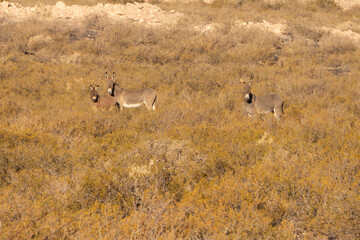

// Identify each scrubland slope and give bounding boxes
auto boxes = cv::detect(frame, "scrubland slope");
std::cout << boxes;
[0,0,359,239]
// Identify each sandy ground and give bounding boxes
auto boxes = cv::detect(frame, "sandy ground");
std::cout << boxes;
[334,0,360,10]
[0,1,184,27]
[1,1,359,46]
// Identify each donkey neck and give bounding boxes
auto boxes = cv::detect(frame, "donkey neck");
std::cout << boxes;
[245,92,255,104]
[114,84,124,95]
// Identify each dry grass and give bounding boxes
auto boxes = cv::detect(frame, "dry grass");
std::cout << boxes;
[0,0,359,239]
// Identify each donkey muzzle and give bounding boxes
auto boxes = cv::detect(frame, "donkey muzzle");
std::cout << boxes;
[245,93,250,101]
[107,88,113,95]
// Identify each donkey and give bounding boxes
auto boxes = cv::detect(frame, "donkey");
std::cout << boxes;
[89,84,119,111]
[241,79,284,120]
[106,72,157,111]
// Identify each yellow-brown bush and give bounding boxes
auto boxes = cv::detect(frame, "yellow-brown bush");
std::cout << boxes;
[0,0,359,239]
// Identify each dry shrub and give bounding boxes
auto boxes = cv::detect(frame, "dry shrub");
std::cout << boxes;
[311,0,339,9]
[319,34,357,54]
[286,20,325,42]
[0,1,359,239]
[261,0,287,10]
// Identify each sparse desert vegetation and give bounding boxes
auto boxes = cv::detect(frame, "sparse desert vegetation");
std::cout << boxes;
[0,0,359,239]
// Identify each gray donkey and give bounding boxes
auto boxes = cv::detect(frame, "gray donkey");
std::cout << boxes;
[106,72,157,111]
[241,79,284,119]
[89,85,119,111]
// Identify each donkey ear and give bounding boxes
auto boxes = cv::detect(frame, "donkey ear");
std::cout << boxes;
[112,72,115,80]
[89,84,93,90]
[240,78,245,85]
[95,85,100,90]
[105,72,108,80]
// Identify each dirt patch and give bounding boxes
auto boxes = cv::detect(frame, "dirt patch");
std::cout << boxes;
[322,26,360,44]
[0,1,184,27]
[334,0,360,10]
[234,20,287,37]
[2,0,359,46]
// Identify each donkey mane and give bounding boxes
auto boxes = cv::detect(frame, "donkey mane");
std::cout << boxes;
[113,82,123,94]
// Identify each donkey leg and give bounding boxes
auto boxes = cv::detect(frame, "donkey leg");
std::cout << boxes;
[115,102,120,111]
[144,98,156,111]
[273,106,282,120]
[144,101,151,111]
[151,98,156,111]
[152,95,157,111]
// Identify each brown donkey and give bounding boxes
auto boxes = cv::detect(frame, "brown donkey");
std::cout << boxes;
[89,85,119,111]
[241,79,284,120]
[106,72,157,111]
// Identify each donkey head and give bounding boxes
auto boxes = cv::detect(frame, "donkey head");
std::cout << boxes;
[106,72,116,96]
[89,85,100,102]
[241,78,252,101]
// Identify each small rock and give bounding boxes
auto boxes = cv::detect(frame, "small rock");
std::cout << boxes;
[203,0,216,4]
[56,1,66,10]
